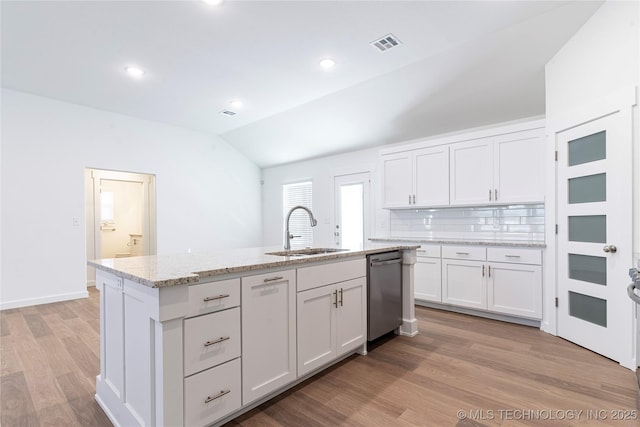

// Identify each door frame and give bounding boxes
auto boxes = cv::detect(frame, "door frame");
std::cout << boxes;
[544,86,637,369]
[85,168,157,286]
[333,170,372,249]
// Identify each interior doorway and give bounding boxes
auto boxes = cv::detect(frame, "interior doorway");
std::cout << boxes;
[334,172,371,250]
[85,168,156,286]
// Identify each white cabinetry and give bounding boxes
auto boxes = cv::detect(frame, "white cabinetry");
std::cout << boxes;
[381,146,449,208]
[440,246,542,319]
[487,248,542,319]
[414,245,442,303]
[450,129,544,206]
[297,260,367,377]
[441,246,487,309]
[241,270,297,405]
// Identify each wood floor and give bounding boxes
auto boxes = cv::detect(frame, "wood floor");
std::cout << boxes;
[1,288,638,426]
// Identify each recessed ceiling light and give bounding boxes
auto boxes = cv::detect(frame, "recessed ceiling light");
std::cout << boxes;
[125,66,145,78]
[203,0,224,5]
[319,58,336,70]
[230,100,243,109]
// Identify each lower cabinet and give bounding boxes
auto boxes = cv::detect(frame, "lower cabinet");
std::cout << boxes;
[184,358,241,427]
[241,269,297,405]
[297,277,366,377]
[415,247,442,302]
[439,246,542,320]
[442,259,487,309]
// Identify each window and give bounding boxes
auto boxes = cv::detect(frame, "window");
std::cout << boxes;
[283,181,313,249]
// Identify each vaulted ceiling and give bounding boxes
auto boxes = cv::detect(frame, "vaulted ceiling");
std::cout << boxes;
[1,1,602,167]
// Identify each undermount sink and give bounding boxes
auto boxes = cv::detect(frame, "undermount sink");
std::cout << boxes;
[266,248,349,257]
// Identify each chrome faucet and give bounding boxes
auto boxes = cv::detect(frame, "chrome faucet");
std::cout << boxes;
[284,205,318,250]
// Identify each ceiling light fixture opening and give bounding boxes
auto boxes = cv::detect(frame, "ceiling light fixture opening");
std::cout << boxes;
[125,66,145,78]
[319,58,336,70]
[203,0,224,6]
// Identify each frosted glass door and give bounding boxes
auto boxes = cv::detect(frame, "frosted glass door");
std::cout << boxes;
[556,111,632,366]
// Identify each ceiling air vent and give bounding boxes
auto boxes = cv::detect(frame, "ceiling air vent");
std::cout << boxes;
[371,33,402,52]
[219,110,236,116]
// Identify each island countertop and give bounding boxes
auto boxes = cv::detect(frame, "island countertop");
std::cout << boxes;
[88,244,418,288]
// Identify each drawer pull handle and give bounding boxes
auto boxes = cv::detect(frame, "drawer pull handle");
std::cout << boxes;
[204,336,230,347]
[205,389,230,403]
[203,294,230,302]
[263,276,283,283]
[505,255,521,258]
[455,252,470,255]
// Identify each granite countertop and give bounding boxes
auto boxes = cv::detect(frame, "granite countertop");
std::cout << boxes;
[88,244,419,288]
[369,237,546,248]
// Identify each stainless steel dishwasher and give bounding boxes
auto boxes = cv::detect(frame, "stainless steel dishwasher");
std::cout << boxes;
[367,251,402,341]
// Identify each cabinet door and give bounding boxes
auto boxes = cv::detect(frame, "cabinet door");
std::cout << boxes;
[414,146,450,207]
[297,284,337,377]
[442,259,486,309]
[493,130,544,203]
[450,138,493,206]
[335,278,366,357]
[415,257,442,302]
[242,270,296,405]
[487,263,542,319]
[381,152,413,208]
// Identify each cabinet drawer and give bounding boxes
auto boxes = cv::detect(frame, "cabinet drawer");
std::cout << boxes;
[184,358,241,427]
[487,248,541,265]
[297,258,366,292]
[188,278,240,317]
[184,308,241,377]
[416,245,441,258]
[442,245,486,261]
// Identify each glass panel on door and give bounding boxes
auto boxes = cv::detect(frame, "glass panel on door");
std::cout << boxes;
[568,173,606,204]
[567,130,606,166]
[568,254,607,286]
[568,291,607,327]
[568,215,606,243]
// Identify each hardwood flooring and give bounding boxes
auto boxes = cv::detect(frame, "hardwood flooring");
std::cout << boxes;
[1,289,638,426]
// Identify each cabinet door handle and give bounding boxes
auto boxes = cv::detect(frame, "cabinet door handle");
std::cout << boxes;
[203,294,230,302]
[408,195,412,204]
[494,189,498,200]
[204,336,230,347]
[263,276,283,283]
[204,389,230,403]
[505,255,521,259]
[482,265,485,277]
[339,288,344,307]
[412,195,416,204]
[488,265,491,277]
[489,189,492,201]
[333,290,338,308]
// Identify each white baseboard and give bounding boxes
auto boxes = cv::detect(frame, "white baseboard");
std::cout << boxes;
[0,290,89,310]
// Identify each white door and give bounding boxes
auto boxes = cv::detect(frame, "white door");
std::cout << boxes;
[334,173,370,249]
[556,111,633,367]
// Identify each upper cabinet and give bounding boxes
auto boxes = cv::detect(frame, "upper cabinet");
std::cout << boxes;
[450,128,545,206]
[381,146,450,208]
[381,121,545,209]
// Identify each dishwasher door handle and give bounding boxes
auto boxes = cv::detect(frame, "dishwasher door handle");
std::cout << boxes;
[370,258,402,267]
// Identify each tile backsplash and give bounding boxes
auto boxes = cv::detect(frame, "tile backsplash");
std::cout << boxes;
[389,204,545,241]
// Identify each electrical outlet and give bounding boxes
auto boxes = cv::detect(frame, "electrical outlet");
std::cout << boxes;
[72,217,80,227]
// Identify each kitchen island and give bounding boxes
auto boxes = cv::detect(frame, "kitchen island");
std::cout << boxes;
[88,244,418,427]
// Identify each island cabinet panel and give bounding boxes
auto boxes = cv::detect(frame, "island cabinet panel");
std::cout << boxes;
[241,269,297,405]
[184,358,241,427]
[297,274,366,377]
[297,258,366,292]
[187,278,240,317]
[184,307,241,377]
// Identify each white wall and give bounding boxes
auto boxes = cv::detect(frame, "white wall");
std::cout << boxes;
[1,89,262,309]
[543,0,639,333]
[262,148,386,248]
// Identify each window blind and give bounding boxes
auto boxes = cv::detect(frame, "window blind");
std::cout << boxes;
[283,181,313,249]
